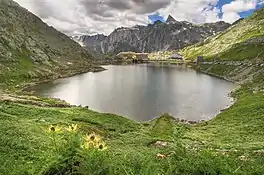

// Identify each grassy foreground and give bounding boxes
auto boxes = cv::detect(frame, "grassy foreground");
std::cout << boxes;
[0,63,264,174]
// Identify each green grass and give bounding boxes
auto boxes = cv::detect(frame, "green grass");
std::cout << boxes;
[179,8,264,61]
[0,57,263,174]
[198,64,237,77]
[215,43,264,61]
[1,99,264,174]
[186,92,264,150]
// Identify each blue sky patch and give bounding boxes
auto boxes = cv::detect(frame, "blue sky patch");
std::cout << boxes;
[148,13,165,23]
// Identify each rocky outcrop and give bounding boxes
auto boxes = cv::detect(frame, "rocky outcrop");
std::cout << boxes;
[74,15,230,56]
[72,34,106,57]
[243,36,264,44]
[166,15,177,24]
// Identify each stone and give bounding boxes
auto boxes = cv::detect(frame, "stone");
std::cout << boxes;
[153,141,168,147]
[238,155,248,161]
[156,153,167,159]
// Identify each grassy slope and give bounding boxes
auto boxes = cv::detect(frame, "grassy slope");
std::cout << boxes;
[0,0,103,91]
[179,8,264,61]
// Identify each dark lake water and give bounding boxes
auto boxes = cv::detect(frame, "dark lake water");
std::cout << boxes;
[30,64,237,121]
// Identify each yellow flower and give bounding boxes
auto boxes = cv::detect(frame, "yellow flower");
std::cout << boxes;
[81,141,95,150]
[81,144,89,150]
[97,142,107,151]
[66,124,78,132]
[84,132,101,143]
[48,125,61,133]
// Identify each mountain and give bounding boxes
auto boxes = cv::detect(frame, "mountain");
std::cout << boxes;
[179,8,264,62]
[0,0,100,88]
[166,15,177,24]
[72,34,106,57]
[74,17,230,56]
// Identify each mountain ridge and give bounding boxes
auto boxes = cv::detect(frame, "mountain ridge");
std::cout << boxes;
[179,7,264,62]
[73,18,231,56]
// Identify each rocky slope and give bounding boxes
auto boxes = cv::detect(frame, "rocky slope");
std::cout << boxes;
[72,34,106,58]
[73,16,230,56]
[179,7,264,62]
[0,0,100,89]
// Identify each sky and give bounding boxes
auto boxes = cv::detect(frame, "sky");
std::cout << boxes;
[14,0,264,36]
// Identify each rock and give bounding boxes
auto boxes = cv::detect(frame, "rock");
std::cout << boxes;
[39,119,46,122]
[74,19,230,55]
[153,141,168,147]
[166,15,178,24]
[156,151,176,159]
[71,34,106,58]
[238,155,248,161]
[188,121,198,124]
[253,150,264,155]
[244,36,264,44]
[156,153,167,159]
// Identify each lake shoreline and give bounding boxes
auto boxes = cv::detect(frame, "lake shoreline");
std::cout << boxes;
[19,66,106,94]
[25,63,237,123]
[1,61,263,174]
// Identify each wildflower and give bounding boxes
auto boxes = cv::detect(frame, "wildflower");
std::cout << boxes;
[97,142,107,151]
[66,124,78,132]
[48,125,61,133]
[81,141,95,150]
[81,144,88,150]
[84,132,101,143]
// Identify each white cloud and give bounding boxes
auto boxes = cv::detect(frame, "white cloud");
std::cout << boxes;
[13,0,263,35]
[259,0,264,5]
[158,0,220,23]
[222,12,241,23]
[221,0,258,23]
[222,0,257,13]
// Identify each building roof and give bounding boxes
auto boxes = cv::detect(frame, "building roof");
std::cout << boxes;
[170,53,183,59]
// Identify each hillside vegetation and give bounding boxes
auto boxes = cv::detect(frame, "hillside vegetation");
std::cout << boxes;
[0,0,102,90]
[179,8,264,61]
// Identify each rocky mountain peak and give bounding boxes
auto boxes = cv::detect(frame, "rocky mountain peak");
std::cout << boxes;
[166,15,177,24]
[73,18,231,56]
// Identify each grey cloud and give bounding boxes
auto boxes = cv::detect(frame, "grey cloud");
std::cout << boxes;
[133,0,171,14]
[79,0,170,16]
[16,0,260,36]
[107,0,133,10]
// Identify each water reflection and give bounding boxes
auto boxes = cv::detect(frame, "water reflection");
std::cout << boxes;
[30,64,237,121]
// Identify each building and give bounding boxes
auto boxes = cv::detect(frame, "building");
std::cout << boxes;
[115,52,149,60]
[115,52,135,59]
[136,53,148,60]
[169,53,183,60]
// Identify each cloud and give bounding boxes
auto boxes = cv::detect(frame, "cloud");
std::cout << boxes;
[13,0,262,36]
[221,0,258,23]
[158,0,226,25]
[222,0,257,13]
